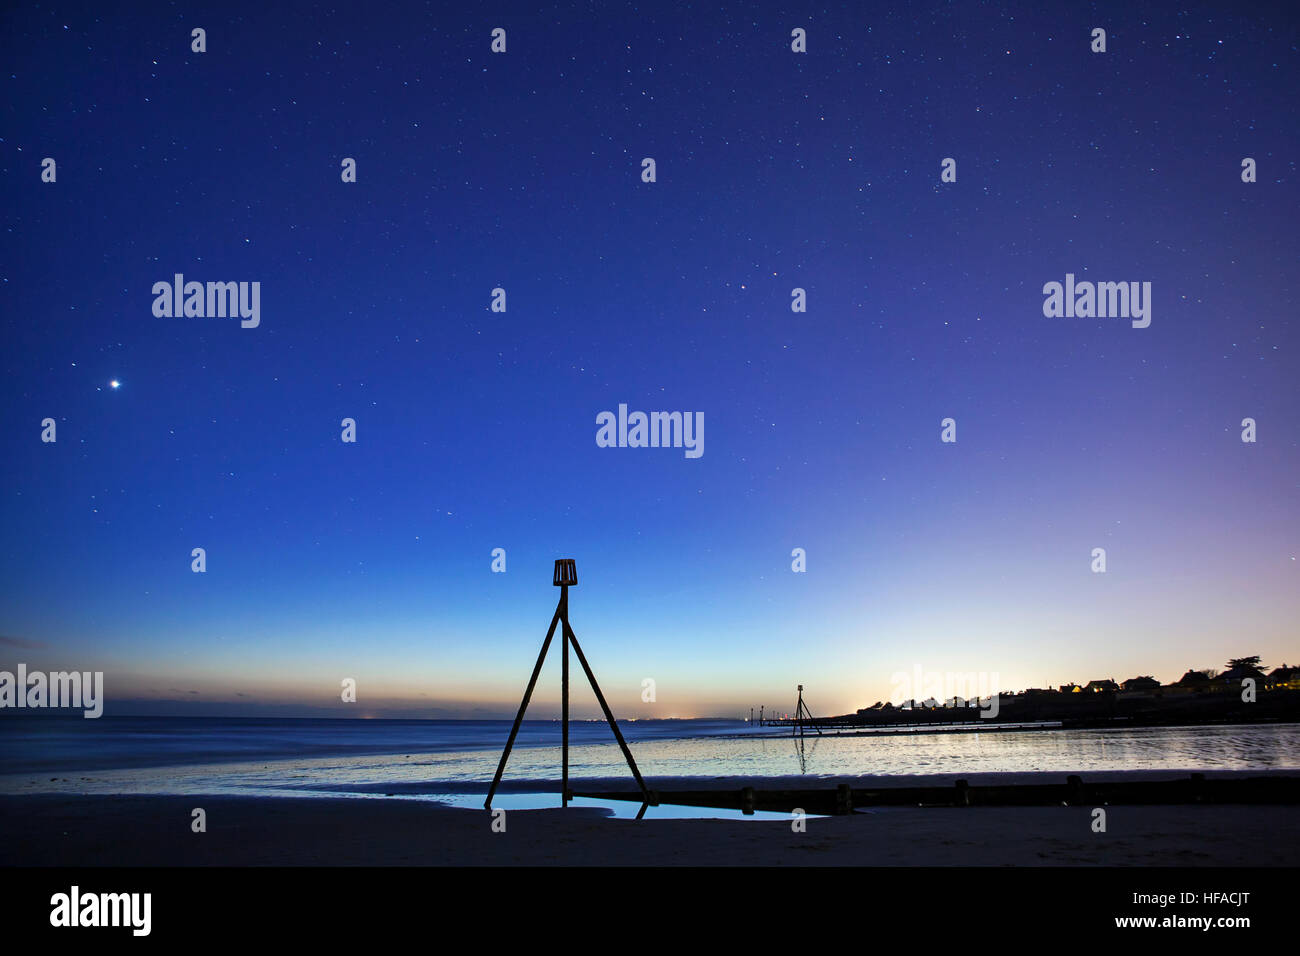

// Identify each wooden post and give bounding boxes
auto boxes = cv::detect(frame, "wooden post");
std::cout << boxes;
[741,786,756,815]
[561,586,569,807]
[836,783,853,815]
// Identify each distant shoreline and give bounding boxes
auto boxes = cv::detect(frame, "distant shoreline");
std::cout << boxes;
[745,715,1300,740]
[787,687,1300,735]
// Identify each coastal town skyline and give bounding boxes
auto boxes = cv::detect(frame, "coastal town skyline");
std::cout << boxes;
[3,639,1294,720]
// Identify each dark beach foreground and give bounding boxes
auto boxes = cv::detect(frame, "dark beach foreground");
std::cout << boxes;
[2,791,1296,866]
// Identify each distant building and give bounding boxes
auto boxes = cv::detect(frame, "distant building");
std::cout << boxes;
[1217,664,1266,683]
[1268,665,1300,690]
[1059,683,1081,693]
[1175,669,1211,686]
[1121,676,1160,691]
[1083,679,1119,693]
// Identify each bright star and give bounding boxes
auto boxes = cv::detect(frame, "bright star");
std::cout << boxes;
[109,380,120,389]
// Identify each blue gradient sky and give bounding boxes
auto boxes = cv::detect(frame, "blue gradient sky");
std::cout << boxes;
[2,1,1296,718]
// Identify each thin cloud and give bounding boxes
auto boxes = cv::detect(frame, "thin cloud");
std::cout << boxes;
[0,635,45,649]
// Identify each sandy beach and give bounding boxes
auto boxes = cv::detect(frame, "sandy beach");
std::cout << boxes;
[2,791,1296,867]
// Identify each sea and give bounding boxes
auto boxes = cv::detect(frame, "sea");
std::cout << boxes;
[2,716,1297,819]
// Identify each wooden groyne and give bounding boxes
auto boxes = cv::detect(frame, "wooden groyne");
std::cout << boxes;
[571,773,1300,815]
[751,719,1061,738]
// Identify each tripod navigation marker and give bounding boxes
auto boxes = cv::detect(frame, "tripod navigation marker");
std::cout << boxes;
[484,559,656,816]
[793,683,823,737]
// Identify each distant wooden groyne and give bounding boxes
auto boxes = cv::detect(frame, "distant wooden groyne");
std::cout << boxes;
[752,719,1061,737]
[572,773,1300,816]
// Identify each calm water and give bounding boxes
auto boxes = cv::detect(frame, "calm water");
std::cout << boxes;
[2,717,1297,804]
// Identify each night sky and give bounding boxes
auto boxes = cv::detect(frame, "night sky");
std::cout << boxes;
[2,2,1296,719]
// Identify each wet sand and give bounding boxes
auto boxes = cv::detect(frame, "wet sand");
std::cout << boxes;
[2,792,1296,866]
